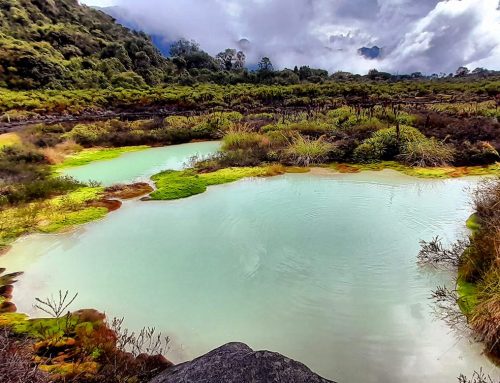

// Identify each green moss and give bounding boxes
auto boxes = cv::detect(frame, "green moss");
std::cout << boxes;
[39,207,108,233]
[466,213,481,233]
[200,167,272,186]
[329,161,500,179]
[150,166,287,201]
[54,146,148,171]
[0,133,21,148]
[457,277,478,315]
[0,187,107,248]
[150,170,207,200]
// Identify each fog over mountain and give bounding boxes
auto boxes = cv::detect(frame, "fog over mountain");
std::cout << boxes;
[82,0,500,74]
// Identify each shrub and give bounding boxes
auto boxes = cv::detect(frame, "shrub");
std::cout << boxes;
[454,142,500,166]
[285,136,332,166]
[353,125,427,163]
[1,176,83,206]
[64,123,110,146]
[222,132,267,151]
[398,138,455,167]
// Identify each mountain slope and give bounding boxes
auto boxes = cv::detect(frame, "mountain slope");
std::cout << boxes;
[96,6,174,57]
[0,0,171,89]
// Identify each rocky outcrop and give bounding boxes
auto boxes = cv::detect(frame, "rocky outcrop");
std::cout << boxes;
[149,342,334,383]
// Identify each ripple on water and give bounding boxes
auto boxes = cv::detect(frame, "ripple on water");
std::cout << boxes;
[2,170,498,383]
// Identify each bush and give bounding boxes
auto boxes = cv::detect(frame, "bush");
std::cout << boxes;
[454,142,500,166]
[353,125,427,163]
[64,123,110,146]
[285,136,332,166]
[1,176,83,206]
[398,138,455,167]
[222,132,267,151]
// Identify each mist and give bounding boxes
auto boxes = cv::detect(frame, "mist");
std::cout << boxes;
[85,0,500,74]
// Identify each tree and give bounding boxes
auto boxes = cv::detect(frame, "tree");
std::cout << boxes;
[455,66,470,77]
[258,57,274,72]
[169,39,200,57]
[215,49,245,71]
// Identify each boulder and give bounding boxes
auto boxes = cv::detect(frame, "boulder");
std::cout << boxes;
[149,342,334,383]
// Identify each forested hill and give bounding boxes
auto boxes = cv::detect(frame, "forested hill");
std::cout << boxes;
[0,0,170,89]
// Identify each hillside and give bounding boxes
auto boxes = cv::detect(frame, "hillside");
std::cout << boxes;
[0,0,171,89]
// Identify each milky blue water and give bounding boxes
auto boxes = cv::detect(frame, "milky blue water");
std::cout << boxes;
[61,141,220,186]
[3,144,499,383]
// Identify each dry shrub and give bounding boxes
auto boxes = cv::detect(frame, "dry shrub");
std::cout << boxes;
[0,328,49,383]
[41,140,82,165]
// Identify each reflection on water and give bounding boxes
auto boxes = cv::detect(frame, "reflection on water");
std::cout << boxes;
[61,141,221,186]
[3,166,499,382]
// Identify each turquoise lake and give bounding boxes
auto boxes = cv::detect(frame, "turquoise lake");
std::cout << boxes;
[2,143,499,383]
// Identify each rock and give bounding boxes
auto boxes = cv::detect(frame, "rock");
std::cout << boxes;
[0,284,14,299]
[137,353,174,376]
[0,301,17,313]
[105,183,154,199]
[72,309,106,323]
[88,198,122,211]
[149,343,335,383]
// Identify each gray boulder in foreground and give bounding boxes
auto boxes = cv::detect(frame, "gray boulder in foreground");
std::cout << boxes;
[150,342,335,383]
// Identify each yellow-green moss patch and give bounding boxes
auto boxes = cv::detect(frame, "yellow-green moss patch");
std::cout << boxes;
[54,146,149,170]
[150,166,287,201]
[457,277,478,315]
[0,187,106,251]
[329,161,500,179]
[0,133,21,148]
[466,213,481,233]
[39,207,108,233]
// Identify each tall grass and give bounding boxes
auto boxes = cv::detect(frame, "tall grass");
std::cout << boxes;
[285,136,332,166]
[461,179,500,357]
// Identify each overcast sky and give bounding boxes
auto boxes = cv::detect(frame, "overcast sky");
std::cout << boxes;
[82,0,500,74]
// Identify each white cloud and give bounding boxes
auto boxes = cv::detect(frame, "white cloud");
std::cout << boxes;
[85,0,500,74]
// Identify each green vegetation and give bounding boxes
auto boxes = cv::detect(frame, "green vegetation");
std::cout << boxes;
[0,78,499,116]
[285,136,333,166]
[0,0,170,89]
[0,186,106,249]
[150,166,286,201]
[1,0,498,92]
[459,179,500,358]
[54,145,148,170]
[420,179,500,359]
[0,307,171,382]
[0,132,21,147]
[329,161,500,179]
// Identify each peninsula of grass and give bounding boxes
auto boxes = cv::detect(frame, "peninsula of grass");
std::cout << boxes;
[54,146,149,171]
[149,165,291,201]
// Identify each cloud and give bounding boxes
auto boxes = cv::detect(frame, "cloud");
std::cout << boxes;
[86,0,500,74]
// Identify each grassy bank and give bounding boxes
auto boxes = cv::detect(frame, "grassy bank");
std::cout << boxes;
[53,146,149,171]
[149,165,298,201]
[420,179,500,360]
[328,161,500,179]
[0,187,107,250]
[458,179,500,358]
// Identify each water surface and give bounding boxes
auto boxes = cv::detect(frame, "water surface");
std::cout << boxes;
[61,141,220,186]
[3,146,499,383]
